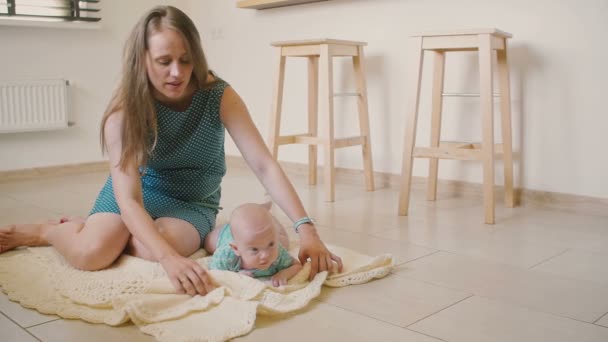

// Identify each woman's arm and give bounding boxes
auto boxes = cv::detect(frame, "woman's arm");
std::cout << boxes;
[104,113,214,295]
[219,86,343,279]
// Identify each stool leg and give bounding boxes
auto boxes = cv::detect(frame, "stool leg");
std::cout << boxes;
[319,44,335,202]
[427,51,445,201]
[497,42,515,208]
[268,48,286,160]
[479,34,496,224]
[353,46,375,191]
[308,56,319,185]
[398,37,424,215]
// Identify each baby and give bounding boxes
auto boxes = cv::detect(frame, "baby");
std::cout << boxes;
[204,203,302,287]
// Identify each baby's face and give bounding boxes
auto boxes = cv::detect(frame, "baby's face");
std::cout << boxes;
[233,222,279,270]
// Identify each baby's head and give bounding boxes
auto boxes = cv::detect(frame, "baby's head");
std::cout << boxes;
[229,203,279,270]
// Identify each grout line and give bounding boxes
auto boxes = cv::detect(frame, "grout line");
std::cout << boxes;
[593,312,608,325]
[473,294,608,328]
[0,311,43,341]
[397,250,442,267]
[395,252,608,327]
[310,224,442,264]
[404,259,608,329]
[406,294,474,328]
[527,248,570,270]
[397,243,571,273]
[405,329,450,342]
[0,309,23,328]
[25,318,62,329]
[399,250,441,266]
[318,300,448,341]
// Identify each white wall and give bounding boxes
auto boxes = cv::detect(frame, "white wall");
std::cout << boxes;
[1,0,606,200]
[0,0,190,171]
[189,0,608,199]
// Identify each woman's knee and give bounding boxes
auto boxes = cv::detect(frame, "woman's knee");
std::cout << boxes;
[154,218,201,256]
[68,214,129,271]
[70,241,118,271]
[203,224,222,254]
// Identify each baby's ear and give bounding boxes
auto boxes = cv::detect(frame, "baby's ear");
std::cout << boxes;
[229,242,240,256]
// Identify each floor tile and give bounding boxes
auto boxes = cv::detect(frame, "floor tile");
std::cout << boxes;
[0,293,58,328]
[396,251,608,323]
[1,166,606,342]
[492,219,608,254]
[60,172,108,197]
[0,313,38,342]
[235,301,443,341]
[501,207,608,230]
[285,188,429,234]
[0,178,75,197]
[373,222,567,268]
[317,271,470,327]
[1,188,97,217]
[400,194,522,226]
[28,319,155,342]
[532,249,608,284]
[314,226,437,265]
[219,176,267,210]
[409,296,608,342]
[0,195,25,210]
[0,206,62,227]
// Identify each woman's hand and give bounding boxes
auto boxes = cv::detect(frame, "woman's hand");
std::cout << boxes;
[159,254,216,296]
[297,224,343,280]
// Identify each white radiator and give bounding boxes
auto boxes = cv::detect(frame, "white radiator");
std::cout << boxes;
[0,79,70,133]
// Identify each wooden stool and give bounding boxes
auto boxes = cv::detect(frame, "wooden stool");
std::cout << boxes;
[268,39,375,202]
[397,28,515,224]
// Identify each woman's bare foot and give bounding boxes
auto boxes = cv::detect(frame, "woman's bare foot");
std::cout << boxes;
[0,223,50,253]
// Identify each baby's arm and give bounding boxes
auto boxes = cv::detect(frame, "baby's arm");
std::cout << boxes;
[238,269,254,277]
[271,257,302,287]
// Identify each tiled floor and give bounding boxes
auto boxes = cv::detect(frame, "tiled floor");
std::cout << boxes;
[1,166,608,341]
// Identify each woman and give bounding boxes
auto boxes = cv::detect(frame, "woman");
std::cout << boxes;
[0,5,342,296]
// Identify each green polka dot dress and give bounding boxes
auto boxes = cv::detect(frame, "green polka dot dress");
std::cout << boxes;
[90,79,229,244]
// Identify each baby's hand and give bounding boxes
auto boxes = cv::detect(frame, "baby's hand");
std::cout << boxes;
[271,273,289,287]
[238,270,254,277]
[270,261,302,287]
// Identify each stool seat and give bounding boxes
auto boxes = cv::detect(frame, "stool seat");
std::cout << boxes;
[271,39,368,47]
[411,28,512,38]
[271,39,368,58]
[398,28,515,224]
[411,28,513,52]
[268,39,375,201]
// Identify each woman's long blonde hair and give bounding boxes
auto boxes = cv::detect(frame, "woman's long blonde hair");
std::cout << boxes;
[100,6,211,171]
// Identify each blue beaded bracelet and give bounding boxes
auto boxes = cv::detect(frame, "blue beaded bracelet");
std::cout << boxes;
[293,217,315,233]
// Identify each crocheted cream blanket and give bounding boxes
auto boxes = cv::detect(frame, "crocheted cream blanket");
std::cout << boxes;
[0,243,393,342]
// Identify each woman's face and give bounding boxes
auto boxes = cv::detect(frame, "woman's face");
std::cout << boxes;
[145,28,194,105]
